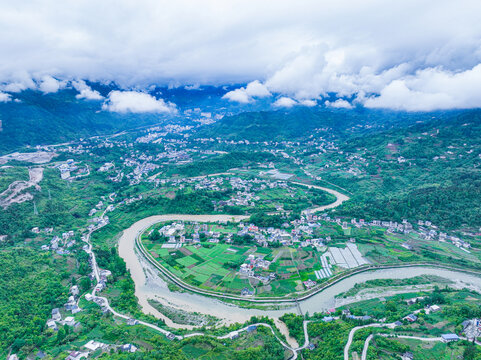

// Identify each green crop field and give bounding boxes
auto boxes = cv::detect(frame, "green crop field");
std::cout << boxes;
[142,236,327,296]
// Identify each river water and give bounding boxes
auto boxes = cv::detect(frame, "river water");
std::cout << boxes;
[118,214,481,329]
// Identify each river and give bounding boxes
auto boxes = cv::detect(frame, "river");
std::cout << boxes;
[118,214,481,330]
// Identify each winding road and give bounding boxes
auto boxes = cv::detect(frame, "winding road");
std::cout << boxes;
[80,180,481,359]
[345,325,481,360]
[84,222,302,355]
[78,181,349,357]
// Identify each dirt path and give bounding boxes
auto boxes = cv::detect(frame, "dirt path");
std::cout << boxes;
[274,318,299,348]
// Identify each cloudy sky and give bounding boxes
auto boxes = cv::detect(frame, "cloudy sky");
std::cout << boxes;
[1,0,481,111]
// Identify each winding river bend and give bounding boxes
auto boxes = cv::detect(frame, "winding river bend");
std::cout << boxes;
[117,186,481,330]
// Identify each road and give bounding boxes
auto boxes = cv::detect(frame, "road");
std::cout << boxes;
[344,323,388,360]
[81,212,305,357]
[0,167,44,208]
[347,326,481,360]
[361,334,373,360]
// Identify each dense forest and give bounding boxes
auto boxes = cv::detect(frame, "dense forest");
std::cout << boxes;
[196,107,444,142]
[0,248,67,354]
[330,110,481,229]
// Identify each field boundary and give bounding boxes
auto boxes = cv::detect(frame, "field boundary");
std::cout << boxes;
[135,224,481,304]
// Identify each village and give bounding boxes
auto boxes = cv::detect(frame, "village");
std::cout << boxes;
[2,109,480,360]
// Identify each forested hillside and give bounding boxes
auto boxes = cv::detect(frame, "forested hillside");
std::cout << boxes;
[197,108,446,141]
[0,90,170,154]
[331,110,481,229]
[0,248,67,354]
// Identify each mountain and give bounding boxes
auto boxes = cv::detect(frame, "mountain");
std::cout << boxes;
[0,85,274,155]
[0,89,173,154]
[332,110,481,229]
[196,107,450,142]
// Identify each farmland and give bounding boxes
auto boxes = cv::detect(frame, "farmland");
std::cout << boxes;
[141,226,333,297]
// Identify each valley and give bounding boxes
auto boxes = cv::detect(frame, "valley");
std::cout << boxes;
[1,103,481,360]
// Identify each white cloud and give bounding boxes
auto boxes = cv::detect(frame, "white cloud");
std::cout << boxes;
[222,88,250,103]
[72,80,103,100]
[223,80,271,103]
[102,90,176,114]
[0,1,480,110]
[300,99,317,107]
[273,97,297,108]
[325,99,353,109]
[245,80,271,98]
[76,88,103,100]
[0,92,12,102]
[38,75,64,94]
[0,72,36,92]
[363,64,481,111]
[184,84,201,90]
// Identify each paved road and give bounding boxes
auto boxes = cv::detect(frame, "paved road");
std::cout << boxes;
[353,330,481,360]
[296,320,311,350]
[361,334,373,360]
[346,325,439,360]
[78,181,352,358]
[344,323,388,360]
[82,213,303,356]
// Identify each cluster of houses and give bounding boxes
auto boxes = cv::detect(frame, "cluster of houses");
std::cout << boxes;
[56,159,77,180]
[237,223,296,246]
[97,162,115,172]
[40,230,76,255]
[121,194,143,205]
[155,149,192,165]
[65,341,137,360]
[125,158,159,185]
[94,269,112,293]
[86,215,109,232]
[88,200,115,217]
[55,159,90,181]
[462,318,481,341]
[135,124,193,144]
[154,175,293,211]
[194,176,225,192]
[156,222,233,246]
[238,254,276,284]
[46,285,83,332]
[159,222,186,243]
[310,213,472,250]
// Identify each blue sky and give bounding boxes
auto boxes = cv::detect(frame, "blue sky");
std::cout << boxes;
[1,0,481,111]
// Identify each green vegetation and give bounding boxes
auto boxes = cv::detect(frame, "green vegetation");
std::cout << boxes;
[197,108,433,142]
[167,151,276,177]
[336,275,451,298]
[279,313,305,344]
[0,248,67,357]
[2,98,481,360]
[330,110,481,229]
[302,321,354,360]
[148,300,218,326]
[141,232,326,297]
[0,89,170,154]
